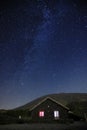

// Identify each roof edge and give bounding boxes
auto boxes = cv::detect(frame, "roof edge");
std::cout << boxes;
[29,96,69,111]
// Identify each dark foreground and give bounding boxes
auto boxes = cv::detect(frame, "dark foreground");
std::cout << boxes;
[0,122,87,130]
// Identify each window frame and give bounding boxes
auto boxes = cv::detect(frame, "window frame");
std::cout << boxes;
[54,110,59,119]
[39,111,44,117]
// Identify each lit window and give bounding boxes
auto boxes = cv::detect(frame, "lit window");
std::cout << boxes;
[39,111,44,117]
[54,111,59,119]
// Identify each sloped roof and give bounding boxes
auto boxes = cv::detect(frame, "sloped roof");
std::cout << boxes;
[29,96,69,111]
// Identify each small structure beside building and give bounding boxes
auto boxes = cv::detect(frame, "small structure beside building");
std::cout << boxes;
[29,97,69,122]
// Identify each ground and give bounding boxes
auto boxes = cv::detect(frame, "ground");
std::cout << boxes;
[0,122,87,130]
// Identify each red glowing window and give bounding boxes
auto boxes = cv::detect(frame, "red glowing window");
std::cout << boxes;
[39,111,44,117]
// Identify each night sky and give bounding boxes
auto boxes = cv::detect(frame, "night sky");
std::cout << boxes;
[0,0,87,109]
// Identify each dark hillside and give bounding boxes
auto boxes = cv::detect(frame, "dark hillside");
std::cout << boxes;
[67,101,87,118]
[15,93,87,110]
[0,93,87,124]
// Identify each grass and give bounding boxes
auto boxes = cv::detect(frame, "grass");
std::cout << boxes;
[0,122,87,130]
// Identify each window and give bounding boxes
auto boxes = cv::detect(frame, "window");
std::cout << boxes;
[39,111,44,117]
[54,111,59,119]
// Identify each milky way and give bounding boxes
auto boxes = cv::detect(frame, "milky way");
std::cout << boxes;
[0,0,87,109]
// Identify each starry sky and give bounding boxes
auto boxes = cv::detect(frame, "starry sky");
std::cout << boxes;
[0,0,87,109]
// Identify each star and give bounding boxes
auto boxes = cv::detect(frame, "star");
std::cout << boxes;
[0,0,87,109]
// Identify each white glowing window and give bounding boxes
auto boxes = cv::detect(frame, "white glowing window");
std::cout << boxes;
[39,111,44,117]
[54,111,59,118]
